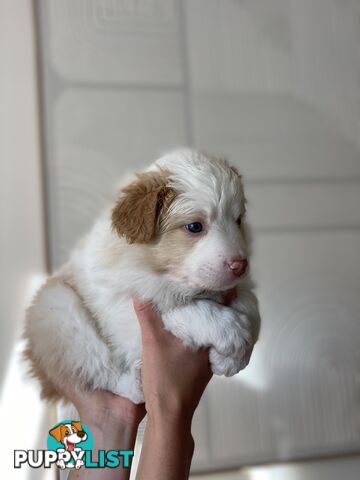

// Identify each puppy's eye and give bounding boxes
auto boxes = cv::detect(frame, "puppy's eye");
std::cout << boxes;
[185,222,203,233]
[65,430,69,435]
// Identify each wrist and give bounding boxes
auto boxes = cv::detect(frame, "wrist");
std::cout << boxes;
[144,412,195,474]
[146,412,193,447]
[80,414,139,455]
[84,415,137,434]
[70,389,146,430]
[137,408,195,480]
[146,400,194,431]
[81,410,142,436]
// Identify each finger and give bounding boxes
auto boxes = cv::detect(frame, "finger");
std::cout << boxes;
[133,297,164,339]
[197,348,213,380]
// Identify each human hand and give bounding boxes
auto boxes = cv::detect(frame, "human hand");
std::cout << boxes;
[133,299,212,424]
[63,387,146,436]
[62,388,145,480]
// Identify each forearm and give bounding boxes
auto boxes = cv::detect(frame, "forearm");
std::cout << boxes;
[68,417,139,480]
[136,409,194,480]
[133,299,212,480]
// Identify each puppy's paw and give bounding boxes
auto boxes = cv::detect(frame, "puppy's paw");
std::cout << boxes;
[129,386,144,404]
[113,382,144,404]
[210,349,240,376]
[131,360,144,404]
[112,370,144,404]
[209,346,252,377]
[215,311,253,358]
[133,359,142,389]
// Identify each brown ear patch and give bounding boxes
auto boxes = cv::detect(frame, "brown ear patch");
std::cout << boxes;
[111,170,174,244]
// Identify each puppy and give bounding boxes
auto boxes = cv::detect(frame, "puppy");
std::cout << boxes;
[24,149,261,404]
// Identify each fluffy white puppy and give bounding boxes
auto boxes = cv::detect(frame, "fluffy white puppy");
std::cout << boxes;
[24,149,260,404]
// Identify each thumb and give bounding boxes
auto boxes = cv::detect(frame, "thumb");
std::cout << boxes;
[133,297,164,340]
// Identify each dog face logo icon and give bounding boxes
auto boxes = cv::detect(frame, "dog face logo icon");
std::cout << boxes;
[47,421,91,469]
[49,422,87,451]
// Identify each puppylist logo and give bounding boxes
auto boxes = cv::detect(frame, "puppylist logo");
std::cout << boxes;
[14,420,134,470]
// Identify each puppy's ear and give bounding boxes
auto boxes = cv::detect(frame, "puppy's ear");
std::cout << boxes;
[111,170,173,244]
[49,425,63,443]
[71,421,82,432]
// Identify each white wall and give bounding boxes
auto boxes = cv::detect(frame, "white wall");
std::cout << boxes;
[0,0,46,384]
[0,1,51,478]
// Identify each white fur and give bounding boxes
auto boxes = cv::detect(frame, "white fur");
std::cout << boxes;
[25,150,261,403]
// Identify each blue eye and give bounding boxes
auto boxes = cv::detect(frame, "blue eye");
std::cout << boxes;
[185,222,203,233]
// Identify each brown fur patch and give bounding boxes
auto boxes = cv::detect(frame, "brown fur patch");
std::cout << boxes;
[111,170,175,244]
[23,277,96,404]
[150,229,199,274]
[23,341,61,402]
[149,213,205,274]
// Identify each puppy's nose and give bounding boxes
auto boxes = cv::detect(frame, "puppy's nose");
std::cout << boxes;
[229,258,248,277]
[77,431,86,438]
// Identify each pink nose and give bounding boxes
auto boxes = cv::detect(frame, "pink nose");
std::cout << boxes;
[228,258,248,277]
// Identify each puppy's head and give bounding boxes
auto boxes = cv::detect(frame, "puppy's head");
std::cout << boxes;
[112,150,249,292]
